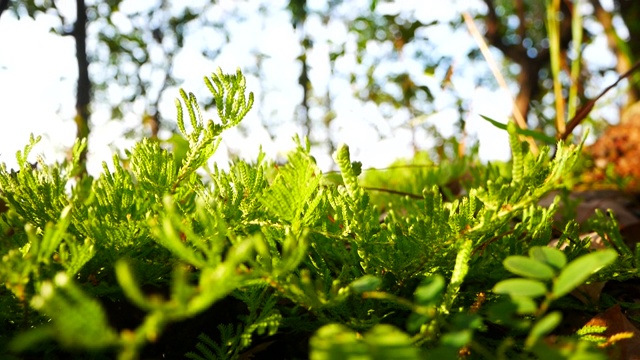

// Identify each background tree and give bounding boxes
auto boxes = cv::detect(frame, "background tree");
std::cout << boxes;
[280,0,640,157]
[590,0,640,107]
[1,0,638,171]
[2,0,220,171]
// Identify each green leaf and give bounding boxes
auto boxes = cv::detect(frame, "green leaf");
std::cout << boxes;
[350,275,381,293]
[310,324,420,360]
[204,67,254,127]
[503,256,556,280]
[414,274,445,305]
[441,239,473,314]
[115,260,152,311]
[529,246,567,270]
[525,311,562,349]
[440,329,472,348]
[507,121,524,184]
[510,295,537,315]
[362,324,420,359]
[480,115,557,144]
[12,273,119,351]
[493,278,547,298]
[334,144,363,201]
[310,324,367,360]
[552,249,617,298]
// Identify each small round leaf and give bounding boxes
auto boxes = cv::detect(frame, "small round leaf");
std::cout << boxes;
[552,249,617,299]
[414,274,445,305]
[349,275,381,293]
[529,246,567,270]
[525,311,562,349]
[493,278,547,298]
[511,295,537,315]
[503,256,556,280]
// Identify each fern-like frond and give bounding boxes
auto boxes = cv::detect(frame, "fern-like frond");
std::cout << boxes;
[128,138,177,197]
[0,135,77,229]
[174,69,254,190]
[204,68,254,128]
[333,144,363,201]
[507,121,524,184]
[92,154,137,222]
[9,273,119,352]
[259,136,321,228]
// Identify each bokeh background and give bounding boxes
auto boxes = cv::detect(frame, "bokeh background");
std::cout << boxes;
[0,0,634,174]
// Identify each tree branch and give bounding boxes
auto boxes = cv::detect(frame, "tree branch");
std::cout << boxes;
[0,0,10,19]
[560,59,640,141]
[481,0,573,124]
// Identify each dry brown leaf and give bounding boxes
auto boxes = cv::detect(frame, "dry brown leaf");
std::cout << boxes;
[589,118,640,190]
[548,231,604,250]
[583,304,640,359]
[571,281,607,305]
[621,221,640,250]
[540,190,639,228]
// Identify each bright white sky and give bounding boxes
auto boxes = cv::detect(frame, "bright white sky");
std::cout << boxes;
[0,0,620,175]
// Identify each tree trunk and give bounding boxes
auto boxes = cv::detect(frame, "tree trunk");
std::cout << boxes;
[74,0,90,175]
[0,0,9,19]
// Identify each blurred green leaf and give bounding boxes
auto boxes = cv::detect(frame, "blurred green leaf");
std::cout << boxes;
[309,324,369,360]
[511,295,538,315]
[362,324,420,358]
[552,249,617,298]
[529,246,567,271]
[414,274,445,305]
[350,275,382,293]
[10,273,119,352]
[525,311,562,349]
[480,115,557,144]
[503,255,556,280]
[310,323,420,360]
[493,278,547,298]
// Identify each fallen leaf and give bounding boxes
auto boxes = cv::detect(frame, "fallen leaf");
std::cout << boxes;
[548,232,604,250]
[571,281,607,305]
[621,221,640,250]
[539,190,640,227]
[583,304,640,359]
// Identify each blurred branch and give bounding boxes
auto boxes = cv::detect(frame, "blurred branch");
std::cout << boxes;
[480,0,573,128]
[568,0,584,121]
[463,12,539,155]
[589,0,639,108]
[481,0,543,126]
[547,0,566,134]
[560,59,640,141]
[515,0,526,40]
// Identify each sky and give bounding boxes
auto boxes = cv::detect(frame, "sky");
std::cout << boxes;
[0,0,621,175]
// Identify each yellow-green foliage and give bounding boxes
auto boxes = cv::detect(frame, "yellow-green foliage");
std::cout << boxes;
[0,70,631,360]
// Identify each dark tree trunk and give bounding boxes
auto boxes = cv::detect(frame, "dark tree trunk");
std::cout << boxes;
[514,60,542,125]
[0,0,9,19]
[482,0,573,124]
[74,0,90,175]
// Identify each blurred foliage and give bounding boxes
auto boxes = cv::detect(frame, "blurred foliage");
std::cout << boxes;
[8,0,226,138]
[4,0,640,163]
